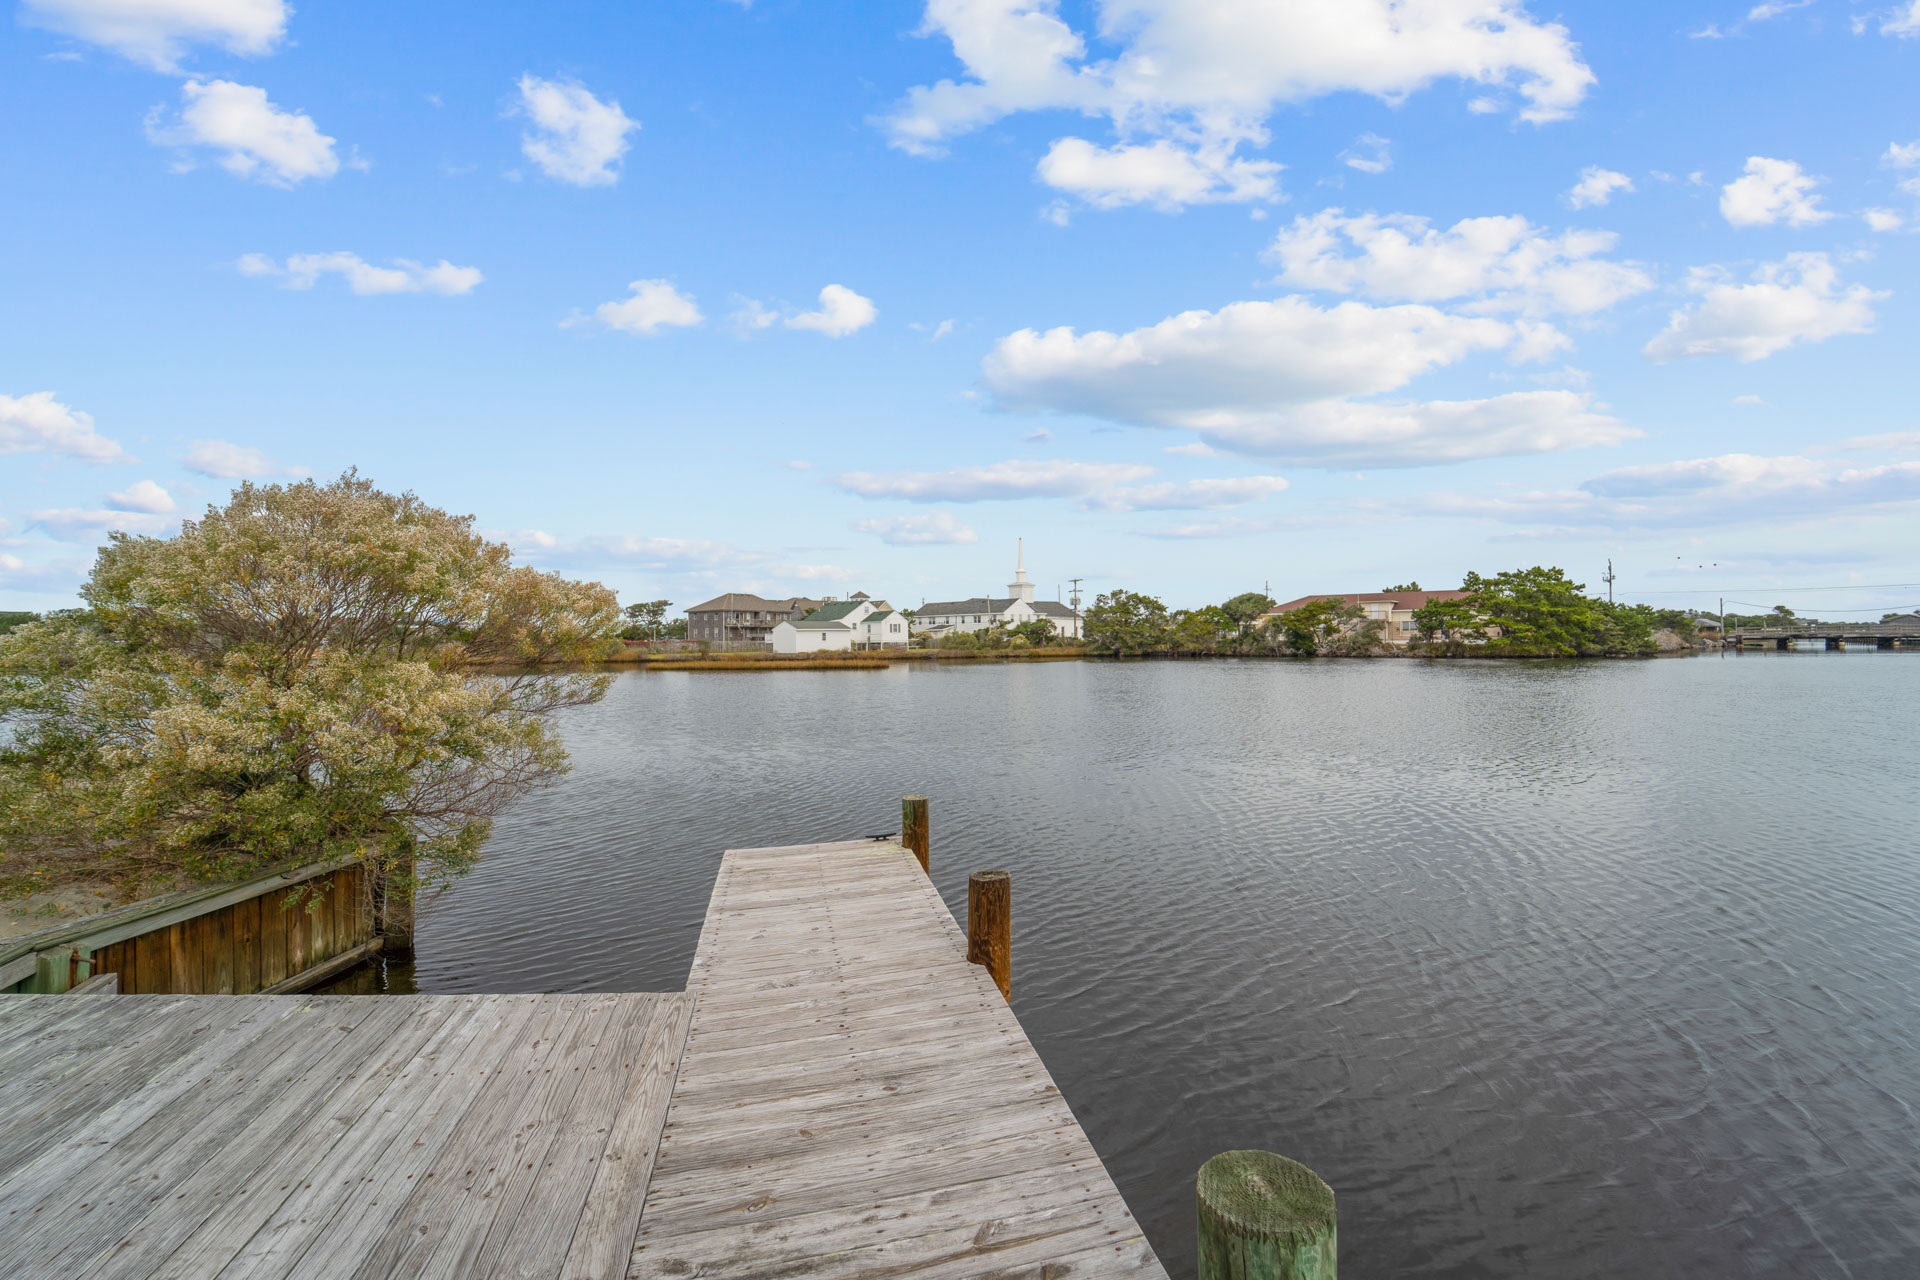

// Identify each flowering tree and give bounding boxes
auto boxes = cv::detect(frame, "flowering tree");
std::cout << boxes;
[0,473,621,900]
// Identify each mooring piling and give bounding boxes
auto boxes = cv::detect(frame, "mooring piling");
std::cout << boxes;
[901,794,930,874]
[1197,1149,1337,1280]
[967,869,1011,1001]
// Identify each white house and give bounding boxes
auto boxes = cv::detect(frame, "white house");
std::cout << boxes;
[772,594,910,653]
[911,542,1083,641]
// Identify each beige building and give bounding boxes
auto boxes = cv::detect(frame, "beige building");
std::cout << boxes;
[1266,589,1474,646]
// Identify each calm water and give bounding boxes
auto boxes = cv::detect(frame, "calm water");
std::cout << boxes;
[341,651,1920,1278]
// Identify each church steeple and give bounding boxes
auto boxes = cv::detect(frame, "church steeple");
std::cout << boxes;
[1007,537,1035,603]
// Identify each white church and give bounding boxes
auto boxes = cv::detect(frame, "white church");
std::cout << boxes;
[912,543,1083,641]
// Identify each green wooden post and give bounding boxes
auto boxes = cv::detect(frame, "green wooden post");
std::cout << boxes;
[901,796,930,875]
[1197,1149,1336,1280]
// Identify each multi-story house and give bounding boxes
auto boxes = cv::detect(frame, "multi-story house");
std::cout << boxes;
[1266,589,1474,646]
[685,593,822,645]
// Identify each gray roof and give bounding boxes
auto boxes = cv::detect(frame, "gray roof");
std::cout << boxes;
[800,598,892,625]
[918,597,1014,615]
[686,593,821,614]
[917,597,1077,619]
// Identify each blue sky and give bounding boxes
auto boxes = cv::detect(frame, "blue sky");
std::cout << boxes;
[4,0,1919,619]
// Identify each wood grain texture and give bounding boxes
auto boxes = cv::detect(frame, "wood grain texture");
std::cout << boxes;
[0,835,1166,1280]
[634,838,1167,1279]
[0,993,683,1280]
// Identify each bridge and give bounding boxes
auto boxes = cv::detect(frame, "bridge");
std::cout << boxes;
[1726,620,1920,649]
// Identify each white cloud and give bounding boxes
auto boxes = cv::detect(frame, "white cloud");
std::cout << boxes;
[1748,0,1812,19]
[105,480,176,514]
[237,252,483,296]
[1882,2,1920,35]
[1566,166,1633,208]
[1733,394,1767,405]
[883,0,1593,211]
[29,508,173,540]
[574,279,703,335]
[523,534,762,573]
[1842,431,1920,451]
[0,391,126,462]
[1863,208,1904,232]
[1643,253,1881,363]
[515,75,639,187]
[1720,156,1833,228]
[727,297,780,334]
[1185,391,1633,467]
[147,80,339,187]
[835,459,1154,502]
[183,438,307,479]
[1087,475,1289,510]
[1340,133,1391,175]
[1885,140,1920,196]
[856,513,981,544]
[1036,136,1280,208]
[1412,452,1920,531]
[981,293,1639,466]
[1266,209,1652,316]
[987,296,1516,421]
[21,0,287,72]
[787,284,876,338]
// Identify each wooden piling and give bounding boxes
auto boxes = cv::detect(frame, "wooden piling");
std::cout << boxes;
[967,870,1011,1001]
[901,795,930,874]
[1197,1149,1336,1280]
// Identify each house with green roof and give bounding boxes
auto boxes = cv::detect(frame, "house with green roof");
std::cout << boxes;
[771,593,909,653]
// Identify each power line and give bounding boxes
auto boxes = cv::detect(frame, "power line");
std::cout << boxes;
[1725,599,1918,615]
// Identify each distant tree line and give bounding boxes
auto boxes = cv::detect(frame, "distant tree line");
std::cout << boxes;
[1080,568,1707,659]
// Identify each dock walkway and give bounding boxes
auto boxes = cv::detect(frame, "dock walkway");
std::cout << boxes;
[0,839,1166,1278]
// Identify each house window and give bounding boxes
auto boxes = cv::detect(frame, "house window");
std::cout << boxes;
[891,623,900,632]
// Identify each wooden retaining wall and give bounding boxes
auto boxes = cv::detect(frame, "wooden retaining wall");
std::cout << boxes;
[0,857,379,996]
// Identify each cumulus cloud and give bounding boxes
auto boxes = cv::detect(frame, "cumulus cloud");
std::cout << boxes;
[572,279,703,335]
[835,459,1154,502]
[1036,136,1281,208]
[787,285,877,337]
[856,513,981,544]
[0,391,126,462]
[515,75,639,187]
[29,507,174,540]
[1886,140,1920,196]
[1411,452,1920,531]
[1186,391,1632,467]
[1086,476,1289,510]
[21,0,287,72]
[1882,2,1920,35]
[1566,166,1633,208]
[1720,156,1833,228]
[105,480,176,514]
[513,533,763,574]
[237,252,483,296]
[981,293,1640,465]
[1863,208,1904,232]
[147,80,339,186]
[1643,253,1881,363]
[1340,133,1391,175]
[183,438,307,478]
[1266,209,1652,316]
[882,0,1593,211]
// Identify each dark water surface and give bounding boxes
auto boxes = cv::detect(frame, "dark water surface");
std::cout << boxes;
[345,653,1920,1278]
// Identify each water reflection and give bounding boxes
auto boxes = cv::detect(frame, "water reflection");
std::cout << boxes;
[328,652,1920,1278]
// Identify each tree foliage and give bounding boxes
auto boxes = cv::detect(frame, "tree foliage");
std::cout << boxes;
[1083,589,1171,655]
[620,598,672,641]
[0,473,621,897]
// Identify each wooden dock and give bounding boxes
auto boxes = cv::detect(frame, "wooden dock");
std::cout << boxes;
[0,839,1167,1279]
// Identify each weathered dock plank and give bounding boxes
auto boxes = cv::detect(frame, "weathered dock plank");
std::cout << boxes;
[0,993,686,1280]
[633,838,1167,1279]
[0,834,1166,1280]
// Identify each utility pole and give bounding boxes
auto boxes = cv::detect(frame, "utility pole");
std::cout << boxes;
[1068,577,1083,639]
[1602,559,1616,604]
